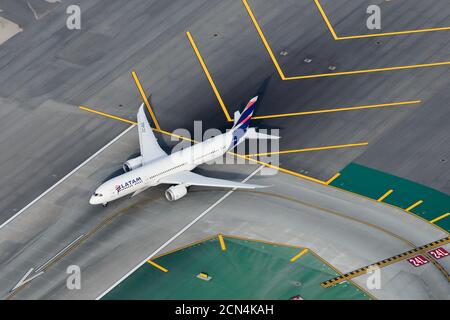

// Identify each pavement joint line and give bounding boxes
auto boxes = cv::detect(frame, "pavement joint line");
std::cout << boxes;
[218,234,226,251]
[0,124,136,230]
[131,71,161,130]
[247,142,369,157]
[430,213,450,224]
[321,236,450,288]
[290,248,309,262]
[405,200,424,212]
[96,165,265,300]
[314,0,450,40]
[377,189,394,202]
[325,173,340,185]
[147,260,169,273]
[242,0,450,80]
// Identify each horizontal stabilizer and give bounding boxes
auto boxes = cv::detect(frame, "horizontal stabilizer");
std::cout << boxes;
[159,171,266,189]
[245,128,280,140]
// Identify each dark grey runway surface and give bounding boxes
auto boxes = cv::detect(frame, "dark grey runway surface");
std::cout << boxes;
[0,128,448,300]
[0,0,449,300]
[0,0,449,225]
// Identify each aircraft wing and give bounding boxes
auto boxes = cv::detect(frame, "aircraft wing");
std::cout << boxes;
[137,103,167,164]
[159,171,266,189]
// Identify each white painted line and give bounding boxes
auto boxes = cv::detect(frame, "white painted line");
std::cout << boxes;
[10,268,44,292]
[0,125,136,230]
[96,164,265,300]
[35,234,86,273]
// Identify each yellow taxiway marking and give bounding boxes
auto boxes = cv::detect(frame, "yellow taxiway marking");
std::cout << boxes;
[79,106,195,143]
[252,100,421,120]
[313,0,338,40]
[284,62,450,80]
[314,0,450,40]
[78,106,354,186]
[247,142,368,157]
[242,0,450,80]
[378,189,394,202]
[325,173,340,185]
[290,249,309,262]
[185,30,421,120]
[186,31,233,122]
[131,71,161,130]
[338,27,450,40]
[218,234,226,251]
[79,106,449,240]
[405,200,424,212]
[231,151,327,184]
[241,0,286,79]
[430,213,450,224]
[79,106,138,125]
[147,260,169,273]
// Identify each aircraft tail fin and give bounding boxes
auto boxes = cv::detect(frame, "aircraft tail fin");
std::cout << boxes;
[232,96,258,131]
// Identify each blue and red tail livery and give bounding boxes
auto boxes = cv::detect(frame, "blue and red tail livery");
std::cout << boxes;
[233,96,258,131]
[230,96,258,148]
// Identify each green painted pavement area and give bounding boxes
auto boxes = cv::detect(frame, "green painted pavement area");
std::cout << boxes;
[330,163,450,233]
[103,237,370,300]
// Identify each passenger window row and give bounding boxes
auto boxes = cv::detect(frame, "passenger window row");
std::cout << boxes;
[149,163,187,180]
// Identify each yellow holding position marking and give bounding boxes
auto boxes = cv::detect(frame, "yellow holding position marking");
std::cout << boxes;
[430,213,450,224]
[147,260,169,273]
[131,71,161,130]
[378,189,394,202]
[218,234,226,251]
[405,200,424,212]
[290,249,309,262]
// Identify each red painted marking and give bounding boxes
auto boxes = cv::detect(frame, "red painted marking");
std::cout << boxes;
[427,247,449,260]
[239,114,252,125]
[407,255,429,267]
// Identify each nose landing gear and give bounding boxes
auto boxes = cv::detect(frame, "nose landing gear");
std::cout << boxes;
[102,203,108,207]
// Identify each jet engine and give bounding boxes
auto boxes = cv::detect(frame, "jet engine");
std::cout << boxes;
[165,185,188,201]
[123,156,143,172]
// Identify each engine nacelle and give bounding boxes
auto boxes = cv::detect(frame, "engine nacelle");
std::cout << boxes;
[165,185,188,201]
[123,156,143,172]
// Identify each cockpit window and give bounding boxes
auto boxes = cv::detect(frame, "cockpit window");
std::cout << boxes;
[94,193,103,197]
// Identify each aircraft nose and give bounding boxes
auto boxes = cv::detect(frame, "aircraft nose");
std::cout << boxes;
[89,195,97,205]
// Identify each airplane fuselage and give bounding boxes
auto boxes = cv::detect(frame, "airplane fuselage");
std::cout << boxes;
[89,130,242,205]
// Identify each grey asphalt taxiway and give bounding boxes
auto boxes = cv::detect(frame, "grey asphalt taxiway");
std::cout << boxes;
[0,127,448,300]
[0,0,449,299]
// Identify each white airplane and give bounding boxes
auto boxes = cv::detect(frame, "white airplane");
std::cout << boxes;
[89,96,279,206]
